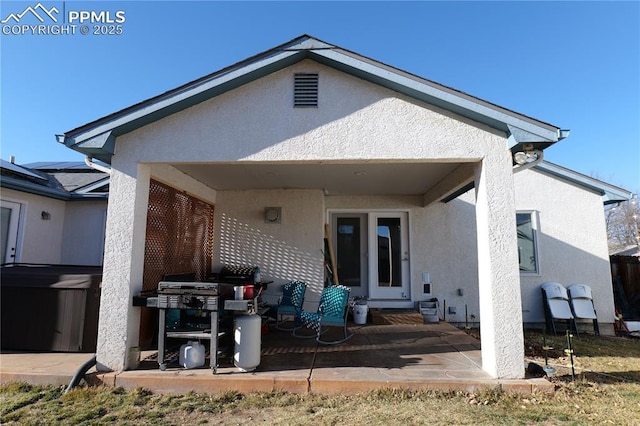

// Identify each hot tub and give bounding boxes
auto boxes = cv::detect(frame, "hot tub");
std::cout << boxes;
[1,263,102,352]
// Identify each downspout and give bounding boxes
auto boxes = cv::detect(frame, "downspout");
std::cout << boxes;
[64,156,110,392]
[84,156,112,174]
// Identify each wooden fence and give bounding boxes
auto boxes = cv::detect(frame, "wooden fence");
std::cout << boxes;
[611,255,640,320]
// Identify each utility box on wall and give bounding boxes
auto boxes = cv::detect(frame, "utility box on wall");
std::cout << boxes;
[0,264,102,352]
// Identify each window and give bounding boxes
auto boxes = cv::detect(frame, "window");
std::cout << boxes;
[516,212,539,274]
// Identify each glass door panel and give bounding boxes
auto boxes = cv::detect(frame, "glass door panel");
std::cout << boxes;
[376,218,402,287]
[332,214,368,299]
[369,212,409,299]
[337,217,361,286]
[0,200,21,264]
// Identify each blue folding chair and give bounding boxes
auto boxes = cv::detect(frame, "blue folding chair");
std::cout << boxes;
[275,281,307,331]
[293,285,353,344]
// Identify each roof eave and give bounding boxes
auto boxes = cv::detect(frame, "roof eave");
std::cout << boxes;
[533,161,633,205]
[1,175,109,201]
[306,48,561,145]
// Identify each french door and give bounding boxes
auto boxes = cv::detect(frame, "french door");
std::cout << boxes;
[331,212,409,300]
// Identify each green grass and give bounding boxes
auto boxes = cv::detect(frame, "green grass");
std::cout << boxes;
[2,332,639,425]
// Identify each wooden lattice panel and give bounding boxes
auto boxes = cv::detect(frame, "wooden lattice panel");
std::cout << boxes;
[142,180,214,292]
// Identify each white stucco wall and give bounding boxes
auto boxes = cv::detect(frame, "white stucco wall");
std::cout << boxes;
[1,189,65,264]
[116,60,505,163]
[417,195,481,323]
[213,189,325,309]
[61,200,108,265]
[514,169,615,327]
[410,168,616,331]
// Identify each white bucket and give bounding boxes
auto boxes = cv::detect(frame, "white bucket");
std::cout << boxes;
[179,340,205,369]
[353,304,368,325]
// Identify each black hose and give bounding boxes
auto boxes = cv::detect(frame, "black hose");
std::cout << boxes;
[65,354,97,393]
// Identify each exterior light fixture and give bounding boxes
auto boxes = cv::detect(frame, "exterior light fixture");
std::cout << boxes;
[513,144,539,165]
[264,207,281,224]
[514,152,528,165]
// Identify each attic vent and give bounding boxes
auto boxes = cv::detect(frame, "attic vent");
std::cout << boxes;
[294,73,318,107]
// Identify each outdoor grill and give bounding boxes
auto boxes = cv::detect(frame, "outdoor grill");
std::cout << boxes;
[156,281,221,372]
[150,266,267,373]
[157,281,219,310]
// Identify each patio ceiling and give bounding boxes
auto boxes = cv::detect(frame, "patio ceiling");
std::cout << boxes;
[171,161,468,196]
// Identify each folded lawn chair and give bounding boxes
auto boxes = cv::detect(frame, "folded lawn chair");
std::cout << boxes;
[567,284,600,335]
[293,285,353,344]
[274,281,307,331]
[541,282,577,335]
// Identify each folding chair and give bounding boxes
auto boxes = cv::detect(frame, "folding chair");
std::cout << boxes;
[541,282,577,335]
[293,285,353,344]
[274,281,307,331]
[567,284,600,335]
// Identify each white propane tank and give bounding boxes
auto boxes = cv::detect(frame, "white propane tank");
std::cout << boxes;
[234,314,261,372]
[179,340,205,369]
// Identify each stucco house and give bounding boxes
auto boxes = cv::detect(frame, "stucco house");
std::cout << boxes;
[53,35,630,379]
[0,159,108,266]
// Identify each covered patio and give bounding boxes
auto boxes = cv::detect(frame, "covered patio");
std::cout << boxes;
[0,317,552,395]
[57,35,567,379]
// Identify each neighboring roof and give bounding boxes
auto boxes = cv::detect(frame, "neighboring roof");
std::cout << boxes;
[612,245,640,257]
[60,34,566,164]
[25,161,109,192]
[533,161,633,205]
[0,159,47,181]
[0,161,108,200]
[26,161,99,171]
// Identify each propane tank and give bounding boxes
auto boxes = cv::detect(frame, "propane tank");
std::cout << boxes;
[234,314,261,372]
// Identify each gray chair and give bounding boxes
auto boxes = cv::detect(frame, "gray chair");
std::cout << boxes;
[567,284,600,335]
[541,282,577,335]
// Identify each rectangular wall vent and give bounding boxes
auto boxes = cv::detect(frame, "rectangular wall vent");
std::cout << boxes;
[294,73,318,107]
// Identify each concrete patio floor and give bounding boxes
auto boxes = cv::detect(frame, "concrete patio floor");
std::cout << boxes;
[0,315,553,395]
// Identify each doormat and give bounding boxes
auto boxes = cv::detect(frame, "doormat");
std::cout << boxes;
[369,309,424,325]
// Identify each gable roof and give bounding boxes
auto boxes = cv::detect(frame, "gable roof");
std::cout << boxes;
[59,34,566,164]
[0,160,108,200]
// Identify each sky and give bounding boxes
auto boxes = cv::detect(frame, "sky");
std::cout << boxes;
[1,0,639,193]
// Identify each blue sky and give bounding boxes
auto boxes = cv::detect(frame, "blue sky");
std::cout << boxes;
[1,1,639,192]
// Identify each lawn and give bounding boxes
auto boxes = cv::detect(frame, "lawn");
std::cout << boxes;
[2,331,639,425]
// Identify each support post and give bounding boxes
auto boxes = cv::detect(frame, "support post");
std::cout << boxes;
[475,150,525,378]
